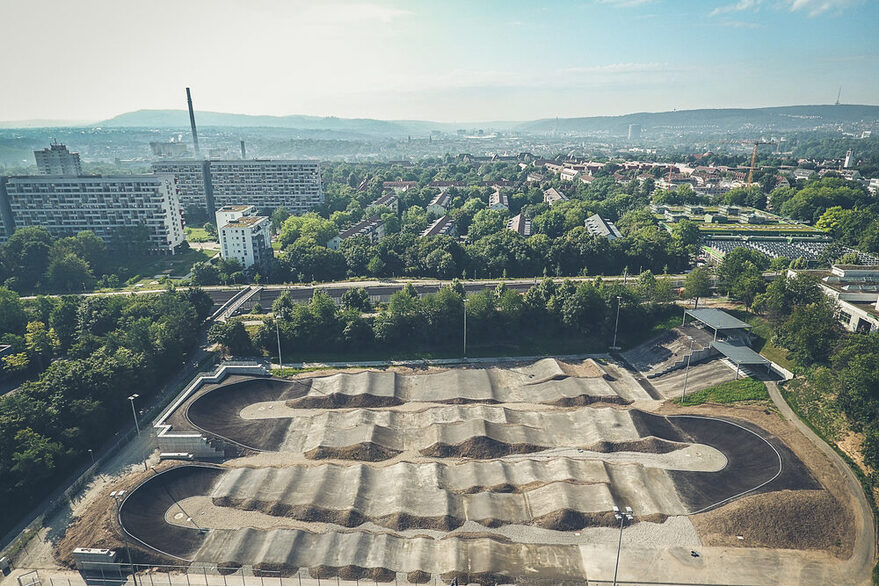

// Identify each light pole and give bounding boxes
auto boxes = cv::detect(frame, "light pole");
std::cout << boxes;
[682,335,695,402]
[110,490,138,586]
[462,296,467,358]
[127,394,140,435]
[88,448,95,467]
[612,505,634,586]
[610,296,622,351]
[275,318,283,370]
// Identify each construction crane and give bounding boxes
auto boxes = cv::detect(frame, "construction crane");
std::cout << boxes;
[747,140,776,187]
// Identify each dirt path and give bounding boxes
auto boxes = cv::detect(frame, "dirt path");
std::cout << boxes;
[766,381,876,585]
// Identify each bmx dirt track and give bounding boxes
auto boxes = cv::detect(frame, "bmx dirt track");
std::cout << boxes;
[117,361,839,584]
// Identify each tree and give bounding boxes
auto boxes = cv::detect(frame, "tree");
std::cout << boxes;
[468,209,508,240]
[278,213,338,248]
[777,298,843,368]
[25,321,58,368]
[0,288,27,335]
[271,207,291,233]
[45,253,95,292]
[10,428,62,487]
[717,248,769,296]
[208,321,254,356]
[203,222,218,239]
[683,267,712,307]
[341,288,370,312]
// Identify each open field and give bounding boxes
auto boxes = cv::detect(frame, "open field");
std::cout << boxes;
[41,351,870,585]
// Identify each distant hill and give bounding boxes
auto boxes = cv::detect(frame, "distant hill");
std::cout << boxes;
[96,110,476,137]
[3,104,877,137]
[515,105,879,135]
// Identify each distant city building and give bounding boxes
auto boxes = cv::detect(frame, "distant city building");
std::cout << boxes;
[0,174,184,253]
[488,190,509,210]
[327,215,385,249]
[627,124,642,141]
[421,215,457,237]
[506,213,532,237]
[382,180,417,193]
[34,142,81,176]
[149,141,189,158]
[543,187,568,206]
[844,150,854,169]
[427,191,452,216]
[584,214,622,240]
[560,168,580,182]
[217,208,272,270]
[151,159,322,215]
[369,192,400,213]
[526,172,545,184]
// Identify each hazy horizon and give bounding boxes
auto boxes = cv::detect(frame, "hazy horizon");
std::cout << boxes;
[1,0,877,124]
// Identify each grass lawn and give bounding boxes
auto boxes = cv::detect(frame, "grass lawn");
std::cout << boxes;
[674,377,769,406]
[116,248,215,283]
[185,227,216,243]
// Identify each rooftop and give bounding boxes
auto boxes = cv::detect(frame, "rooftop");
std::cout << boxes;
[223,216,266,228]
[684,308,751,331]
[710,341,770,366]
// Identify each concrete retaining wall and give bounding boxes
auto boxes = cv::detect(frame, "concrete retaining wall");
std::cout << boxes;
[154,362,269,459]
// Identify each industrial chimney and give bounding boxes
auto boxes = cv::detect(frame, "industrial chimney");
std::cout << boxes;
[240,140,246,160]
[186,87,201,158]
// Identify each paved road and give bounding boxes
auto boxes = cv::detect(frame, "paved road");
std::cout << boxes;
[765,381,876,585]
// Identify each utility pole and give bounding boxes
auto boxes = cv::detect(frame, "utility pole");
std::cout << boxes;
[612,506,634,586]
[275,319,283,370]
[682,336,695,402]
[610,296,622,351]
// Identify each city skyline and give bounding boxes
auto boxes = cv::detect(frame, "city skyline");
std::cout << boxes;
[1,0,877,123]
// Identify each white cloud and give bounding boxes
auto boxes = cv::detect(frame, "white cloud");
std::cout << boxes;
[596,0,655,7]
[709,0,761,17]
[785,0,862,17]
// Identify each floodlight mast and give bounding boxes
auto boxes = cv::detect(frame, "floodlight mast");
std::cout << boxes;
[612,505,634,586]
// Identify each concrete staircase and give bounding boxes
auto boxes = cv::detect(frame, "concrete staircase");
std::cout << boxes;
[624,324,718,379]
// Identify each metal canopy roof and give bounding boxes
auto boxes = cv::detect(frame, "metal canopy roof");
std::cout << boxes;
[711,341,770,365]
[685,308,751,331]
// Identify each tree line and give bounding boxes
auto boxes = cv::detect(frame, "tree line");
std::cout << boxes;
[208,274,679,360]
[0,287,213,536]
[0,225,160,294]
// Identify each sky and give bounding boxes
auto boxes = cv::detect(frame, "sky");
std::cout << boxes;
[1,0,877,123]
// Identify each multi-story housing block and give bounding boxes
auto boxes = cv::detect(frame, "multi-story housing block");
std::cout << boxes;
[151,159,323,215]
[0,174,184,253]
[34,142,82,176]
[218,211,272,270]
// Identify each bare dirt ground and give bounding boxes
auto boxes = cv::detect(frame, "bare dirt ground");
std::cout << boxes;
[18,355,870,585]
[656,401,858,559]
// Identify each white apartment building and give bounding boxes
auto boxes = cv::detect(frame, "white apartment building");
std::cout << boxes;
[34,142,82,176]
[151,159,323,214]
[218,210,272,270]
[0,174,184,253]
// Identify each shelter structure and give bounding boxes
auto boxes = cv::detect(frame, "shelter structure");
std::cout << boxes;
[710,340,771,378]
[682,308,751,341]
